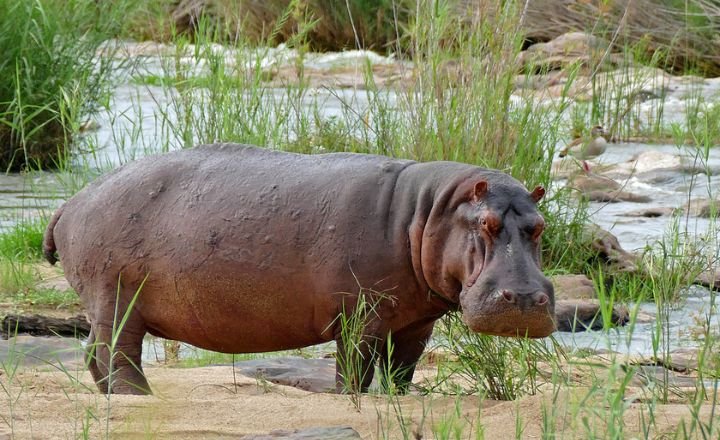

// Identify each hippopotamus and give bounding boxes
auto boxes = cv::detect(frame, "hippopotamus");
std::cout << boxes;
[43,144,555,395]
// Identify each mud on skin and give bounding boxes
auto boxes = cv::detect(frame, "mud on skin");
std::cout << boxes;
[43,144,555,395]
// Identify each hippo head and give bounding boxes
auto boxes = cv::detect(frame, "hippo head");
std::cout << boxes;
[422,175,555,338]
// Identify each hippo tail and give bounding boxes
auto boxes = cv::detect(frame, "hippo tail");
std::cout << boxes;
[43,204,65,265]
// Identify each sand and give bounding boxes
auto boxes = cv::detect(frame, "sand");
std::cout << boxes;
[0,360,717,439]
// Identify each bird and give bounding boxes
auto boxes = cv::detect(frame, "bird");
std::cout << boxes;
[559,125,608,160]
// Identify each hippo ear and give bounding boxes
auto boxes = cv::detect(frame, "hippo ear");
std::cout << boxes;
[471,180,488,203]
[530,186,545,203]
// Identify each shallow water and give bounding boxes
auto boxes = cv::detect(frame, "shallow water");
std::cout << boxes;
[554,286,719,356]
[579,142,720,252]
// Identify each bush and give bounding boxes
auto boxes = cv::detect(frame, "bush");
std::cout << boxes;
[0,0,130,171]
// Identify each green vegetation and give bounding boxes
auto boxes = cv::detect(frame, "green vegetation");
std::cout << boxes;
[0,219,46,260]
[0,0,132,171]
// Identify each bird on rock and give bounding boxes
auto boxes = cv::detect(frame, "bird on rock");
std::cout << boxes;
[559,125,608,160]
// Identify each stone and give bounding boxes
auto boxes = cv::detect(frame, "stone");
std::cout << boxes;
[600,150,718,181]
[632,365,702,389]
[623,207,676,218]
[236,357,337,393]
[239,426,361,440]
[551,274,596,301]
[582,223,640,272]
[686,198,719,218]
[518,32,622,74]
[583,190,651,203]
[667,348,700,373]
[554,300,629,332]
[1,314,90,338]
[694,269,720,291]
[567,171,651,203]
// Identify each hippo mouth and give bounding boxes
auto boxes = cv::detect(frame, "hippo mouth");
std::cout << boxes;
[462,310,556,338]
[460,289,556,338]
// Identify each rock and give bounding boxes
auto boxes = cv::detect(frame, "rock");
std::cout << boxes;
[583,190,651,203]
[236,357,337,393]
[667,348,701,373]
[624,199,717,220]
[554,300,629,332]
[240,426,361,440]
[518,32,623,74]
[264,64,410,89]
[551,274,596,300]
[623,207,676,218]
[686,198,719,218]
[601,151,718,181]
[582,223,640,272]
[551,157,586,179]
[694,269,720,291]
[569,174,621,193]
[568,171,651,203]
[631,365,703,389]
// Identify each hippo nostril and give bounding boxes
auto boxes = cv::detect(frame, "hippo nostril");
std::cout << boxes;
[534,292,549,306]
[501,290,516,304]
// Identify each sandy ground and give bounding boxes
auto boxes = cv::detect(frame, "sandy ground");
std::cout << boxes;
[1,270,717,439]
[0,358,718,439]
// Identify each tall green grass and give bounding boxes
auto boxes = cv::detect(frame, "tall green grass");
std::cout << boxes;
[0,0,135,171]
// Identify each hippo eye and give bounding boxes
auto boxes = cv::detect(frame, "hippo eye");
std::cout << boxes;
[529,219,545,241]
[479,214,501,236]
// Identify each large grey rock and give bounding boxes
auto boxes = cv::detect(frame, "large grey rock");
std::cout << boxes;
[600,151,718,181]
[568,173,651,203]
[686,198,719,218]
[630,365,714,389]
[583,190,651,203]
[235,357,337,393]
[518,32,622,73]
[240,427,361,440]
[623,207,676,218]
[551,274,596,301]
[694,269,720,291]
[582,223,640,272]
[554,300,629,332]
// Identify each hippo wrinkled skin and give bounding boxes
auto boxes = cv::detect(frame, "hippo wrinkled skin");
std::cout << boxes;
[43,144,555,394]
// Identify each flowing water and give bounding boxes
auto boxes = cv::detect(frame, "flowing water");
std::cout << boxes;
[1,43,718,359]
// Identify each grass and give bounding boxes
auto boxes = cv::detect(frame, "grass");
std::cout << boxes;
[0,0,719,438]
[0,0,134,171]
[0,218,46,260]
[0,218,77,307]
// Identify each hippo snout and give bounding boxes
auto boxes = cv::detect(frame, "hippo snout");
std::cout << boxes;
[460,288,556,338]
[500,290,550,308]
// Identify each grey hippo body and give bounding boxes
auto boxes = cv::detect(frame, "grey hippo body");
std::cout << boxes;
[43,144,555,394]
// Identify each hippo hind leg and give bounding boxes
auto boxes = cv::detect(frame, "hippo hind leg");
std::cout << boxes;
[92,321,150,394]
[84,328,109,393]
[379,323,435,394]
[88,285,151,395]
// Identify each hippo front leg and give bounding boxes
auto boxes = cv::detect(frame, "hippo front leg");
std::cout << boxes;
[379,322,435,393]
[333,319,386,394]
